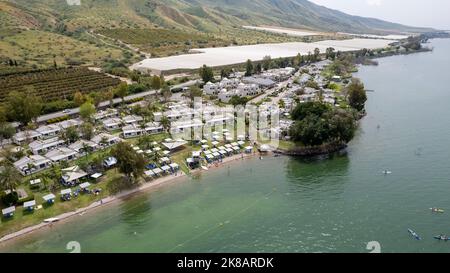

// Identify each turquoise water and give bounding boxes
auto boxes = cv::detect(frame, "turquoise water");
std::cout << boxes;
[2,39,450,253]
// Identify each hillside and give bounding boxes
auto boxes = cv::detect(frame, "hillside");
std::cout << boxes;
[0,0,435,69]
[2,0,434,34]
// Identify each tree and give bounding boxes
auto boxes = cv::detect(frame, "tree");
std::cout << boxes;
[199,65,214,83]
[6,90,42,125]
[347,78,367,111]
[79,101,96,122]
[220,68,231,79]
[62,126,79,144]
[262,55,272,71]
[313,48,321,62]
[229,96,249,106]
[326,47,336,60]
[103,88,115,107]
[115,82,129,104]
[150,75,162,90]
[293,53,303,67]
[162,85,172,102]
[188,86,203,100]
[255,63,262,74]
[73,91,86,106]
[0,162,21,205]
[111,142,147,183]
[0,123,15,147]
[81,122,94,140]
[160,116,171,132]
[245,59,254,76]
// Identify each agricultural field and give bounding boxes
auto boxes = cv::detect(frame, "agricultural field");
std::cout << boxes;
[0,29,127,68]
[0,67,122,102]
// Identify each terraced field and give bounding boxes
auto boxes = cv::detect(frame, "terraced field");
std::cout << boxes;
[0,67,122,102]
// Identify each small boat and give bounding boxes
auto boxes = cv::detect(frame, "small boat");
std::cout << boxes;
[382,170,392,175]
[44,217,60,223]
[434,235,450,241]
[201,166,208,171]
[430,208,445,213]
[408,229,421,240]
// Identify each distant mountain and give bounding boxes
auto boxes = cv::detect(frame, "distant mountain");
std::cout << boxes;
[1,0,434,35]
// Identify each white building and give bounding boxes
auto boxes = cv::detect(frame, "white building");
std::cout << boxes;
[103,118,123,131]
[92,133,121,147]
[14,155,51,176]
[68,139,98,154]
[29,137,65,155]
[45,147,78,163]
[145,122,164,135]
[122,124,145,139]
[122,115,144,125]
[35,124,61,139]
[13,130,41,145]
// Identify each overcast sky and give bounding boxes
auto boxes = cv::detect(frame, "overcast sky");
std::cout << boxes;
[309,0,450,30]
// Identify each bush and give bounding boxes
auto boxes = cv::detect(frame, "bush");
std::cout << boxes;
[17,195,35,206]
[1,192,18,206]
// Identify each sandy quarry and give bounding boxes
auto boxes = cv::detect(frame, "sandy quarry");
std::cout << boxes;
[131,38,396,72]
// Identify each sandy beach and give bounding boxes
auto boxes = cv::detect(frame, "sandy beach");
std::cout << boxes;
[0,151,259,244]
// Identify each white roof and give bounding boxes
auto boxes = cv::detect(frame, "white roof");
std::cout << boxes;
[152,168,162,174]
[145,170,155,176]
[61,188,72,195]
[169,163,179,169]
[161,165,171,171]
[24,200,36,208]
[2,206,15,214]
[162,140,187,150]
[42,193,56,201]
[79,182,91,189]
[91,173,103,179]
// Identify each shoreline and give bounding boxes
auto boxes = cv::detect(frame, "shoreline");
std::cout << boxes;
[0,151,258,245]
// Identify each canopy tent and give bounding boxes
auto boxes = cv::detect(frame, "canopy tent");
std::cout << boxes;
[161,165,171,172]
[200,139,208,144]
[162,140,187,151]
[211,141,219,147]
[212,152,221,158]
[79,182,91,189]
[237,141,246,146]
[42,193,56,203]
[211,148,219,153]
[152,168,163,175]
[169,163,179,170]
[91,173,103,179]
[225,144,233,148]
[2,206,15,217]
[60,189,72,195]
[62,166,88,184]
[24,200,36,210]
[204,150,212,155]
[145,170,155,177]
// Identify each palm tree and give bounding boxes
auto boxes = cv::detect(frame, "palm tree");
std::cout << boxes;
[160,116,171,133]
[0,162,21,193]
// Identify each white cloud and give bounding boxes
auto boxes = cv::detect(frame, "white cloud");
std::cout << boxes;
[366,0,382,6]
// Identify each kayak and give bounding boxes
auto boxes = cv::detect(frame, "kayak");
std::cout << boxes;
[408,229,422,240]
[430,208,445,213]
[434,236,450,241]
[44,217,60,223]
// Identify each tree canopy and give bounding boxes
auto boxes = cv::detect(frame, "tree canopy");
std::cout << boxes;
[111,142,147,183]
[347,78,367,111]
[6,90,43,125]
[199,65,214,83]
[289,102,357,146]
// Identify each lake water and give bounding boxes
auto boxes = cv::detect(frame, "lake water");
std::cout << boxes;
[2,39,450,253]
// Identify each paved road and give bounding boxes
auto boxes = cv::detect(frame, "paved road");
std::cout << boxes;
[37,90,158,123]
